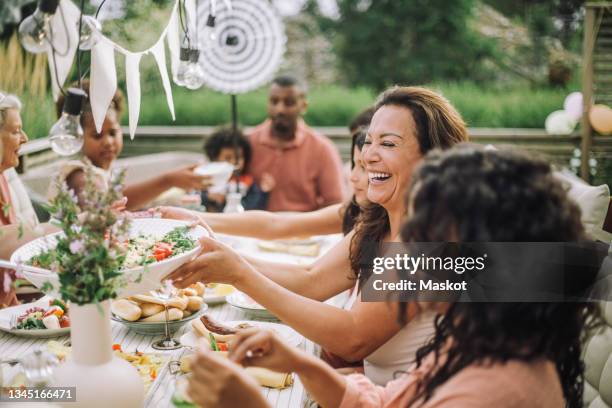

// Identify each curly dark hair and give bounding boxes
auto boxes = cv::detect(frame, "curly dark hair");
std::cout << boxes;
[203,127,252,173]
[400,145,603,407]
[350,86,469,288]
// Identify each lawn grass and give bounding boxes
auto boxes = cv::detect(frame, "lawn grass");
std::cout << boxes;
[21,81,573,139]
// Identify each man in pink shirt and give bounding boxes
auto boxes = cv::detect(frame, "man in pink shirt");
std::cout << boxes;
[247,75,345,212]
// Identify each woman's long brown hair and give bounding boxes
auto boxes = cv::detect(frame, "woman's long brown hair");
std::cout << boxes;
[349,86,469,288]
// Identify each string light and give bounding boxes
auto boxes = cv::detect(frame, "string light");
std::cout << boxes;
[49,88,87,156]
[18,0,60,54]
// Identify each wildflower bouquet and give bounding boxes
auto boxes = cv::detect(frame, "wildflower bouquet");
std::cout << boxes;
[42,166,131,305]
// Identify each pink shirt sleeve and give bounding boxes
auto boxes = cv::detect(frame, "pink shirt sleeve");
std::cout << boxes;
[339,360,563,408]
[339,374,413,408]
[316,139,345,207]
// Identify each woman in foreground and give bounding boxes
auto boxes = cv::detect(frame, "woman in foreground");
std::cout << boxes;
[186,145,602,408]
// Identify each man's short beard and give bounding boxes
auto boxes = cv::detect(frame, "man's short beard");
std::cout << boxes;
[272,121,295,140]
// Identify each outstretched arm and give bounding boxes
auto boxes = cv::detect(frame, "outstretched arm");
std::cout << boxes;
[168,235,402,362]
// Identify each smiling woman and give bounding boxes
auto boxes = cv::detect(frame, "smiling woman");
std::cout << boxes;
[166,86,470,386]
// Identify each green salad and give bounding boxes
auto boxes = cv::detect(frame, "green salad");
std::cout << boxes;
[29,226,196,271]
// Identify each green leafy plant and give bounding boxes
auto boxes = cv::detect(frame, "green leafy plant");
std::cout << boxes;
[43,165,131,305]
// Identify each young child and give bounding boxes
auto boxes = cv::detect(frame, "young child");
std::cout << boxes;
[48,80,210,211]
[202,128,274,212]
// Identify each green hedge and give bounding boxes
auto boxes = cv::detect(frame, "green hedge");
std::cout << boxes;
[21,82,571,139]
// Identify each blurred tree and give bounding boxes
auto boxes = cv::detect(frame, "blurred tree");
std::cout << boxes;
[308,0,495,90]
[483,0,585,48]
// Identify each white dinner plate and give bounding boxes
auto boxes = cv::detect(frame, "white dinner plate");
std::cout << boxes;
[180,320,302,348]
[0,297,69,338]
[226,291,277,320]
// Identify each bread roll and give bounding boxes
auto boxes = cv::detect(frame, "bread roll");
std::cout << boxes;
[192,282,205,296]
[187,296,203,312]
[182,309,193,318]
[141,308,183,322]
[182,288,197,297]
[131,294,188,310]
[140,303,164,317]
[112,299,142,322]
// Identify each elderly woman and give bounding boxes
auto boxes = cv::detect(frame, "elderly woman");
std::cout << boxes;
[167,86,469,384]
[0,92,56,307]
[185,146,601,408]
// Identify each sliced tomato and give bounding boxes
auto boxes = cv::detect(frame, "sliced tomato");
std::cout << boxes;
[217,342,228,352]
[112,343,122,351]
[59,316,70,328]
[153,252,168,262]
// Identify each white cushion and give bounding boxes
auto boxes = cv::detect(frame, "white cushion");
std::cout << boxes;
[584,302,612,408]
[554,170,611,243]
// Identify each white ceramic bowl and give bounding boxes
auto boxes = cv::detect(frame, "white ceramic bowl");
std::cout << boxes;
[11,219,208,298]
[194,162,234,190]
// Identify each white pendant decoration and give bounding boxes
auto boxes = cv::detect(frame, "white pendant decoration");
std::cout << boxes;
[90,40,117,133]
[48,0,80,100]
[33,0,243,139]
[150,41,176,121]
[125,53,142,140]
[186,0,197,35]
[167,3,181,78]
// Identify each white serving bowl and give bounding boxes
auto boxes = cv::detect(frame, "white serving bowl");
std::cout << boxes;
[194,162,235,190]
[11,219,208,298]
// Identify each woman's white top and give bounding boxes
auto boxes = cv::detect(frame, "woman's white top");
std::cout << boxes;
[3,168,38,229]
[344,283,437,385]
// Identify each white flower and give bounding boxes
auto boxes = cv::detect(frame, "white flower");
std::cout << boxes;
[69,240,85,254]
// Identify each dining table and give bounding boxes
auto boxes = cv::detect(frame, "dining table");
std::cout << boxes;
[0,232,346,408]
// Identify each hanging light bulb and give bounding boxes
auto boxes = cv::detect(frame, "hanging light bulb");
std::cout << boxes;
[78,15,102,51]
[173,47,191,87]
[183,49,206,90]
[49,88,87,156]
[18,0,60,54]
[206,14,217,43]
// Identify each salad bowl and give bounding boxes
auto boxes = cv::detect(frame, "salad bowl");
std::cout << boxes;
[10,219,208,298]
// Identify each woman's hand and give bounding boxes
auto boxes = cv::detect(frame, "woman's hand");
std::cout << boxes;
[188,343,269,408]
[165,165,213,191]
[155,206,216,237]
[155,206,200,223]
[229,328,306,374]
[165,235,251,288]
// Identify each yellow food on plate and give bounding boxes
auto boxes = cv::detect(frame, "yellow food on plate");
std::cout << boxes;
[44,342,166,393]
[213,284,235,296]
[179,354,293,389]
